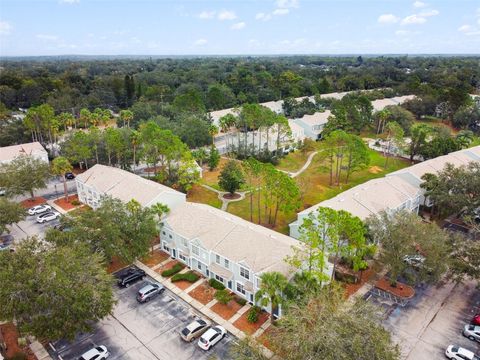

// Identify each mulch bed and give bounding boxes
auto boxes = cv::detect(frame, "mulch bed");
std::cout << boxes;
[20,197,46,208]
[172,275,201,291]
[233,309,270,335]
[222,193,241,200]
[155,259,180,275]
[258,325,278,350]
[107,256,130,274]
[375,277,415,298]
[188,282,216,305]
[141,250,170,268]
[53,194,80,211]
[211,297,243,320]
[0,323,37,360]
[344,267,376,298]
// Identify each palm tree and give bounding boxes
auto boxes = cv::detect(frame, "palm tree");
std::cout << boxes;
[456,130,474,148]
[208,124,219,146]
[120,109,134,128]
[51,156,73,202]
[254,271,288,318]
[150,203,170,253]
[130,130,140,171]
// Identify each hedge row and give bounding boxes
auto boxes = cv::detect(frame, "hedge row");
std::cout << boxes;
[208,278,226,290]
[161,263,185,277]
[171,271,199,283]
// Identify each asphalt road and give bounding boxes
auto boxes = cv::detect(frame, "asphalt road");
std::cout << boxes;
[49,273,234,360]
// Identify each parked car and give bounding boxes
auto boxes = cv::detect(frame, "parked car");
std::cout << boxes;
[445,345,479,360]
[136,282,165,303]
[403,254,425,268]
[197,325,226,350]
[79,345,110,360]
[472,314,480,326]
[0,187,5,196]
[0,234,14,252]
[65,172,75,180]
[36,212,60,224]
[463,325,480,342]
[117,267,146,287]
[28,204,52,215]
[180,319,210,342]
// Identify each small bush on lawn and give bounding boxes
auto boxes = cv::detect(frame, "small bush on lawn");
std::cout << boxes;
[8,352,27,360]
[234,296,247,306]
[161,263,185,277]
[215,289,232,305]
[247,305,260,323]
[171,271,199,283]
[208,278,226,290]
[71,199,81,206]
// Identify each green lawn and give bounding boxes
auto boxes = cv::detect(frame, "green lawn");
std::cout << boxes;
[227,148,410,234]
[187,184,222,209]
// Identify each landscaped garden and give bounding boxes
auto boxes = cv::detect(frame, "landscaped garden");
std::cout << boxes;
[141,249,170,268]
[188,281,216,305]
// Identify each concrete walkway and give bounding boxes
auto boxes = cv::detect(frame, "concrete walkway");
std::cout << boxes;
[30,340,53,360]
[284,150,320,178]
[200,184,247,211]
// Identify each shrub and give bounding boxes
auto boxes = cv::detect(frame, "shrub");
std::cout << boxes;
[70,199,81,206]
[208,278,225,290]
[171,271,199,283]
[8,352,27,360]
[247,305,260,323]
[161,263,185,277]
[234,296,247,306]
[214,289,232,305]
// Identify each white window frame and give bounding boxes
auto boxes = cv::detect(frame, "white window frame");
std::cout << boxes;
[192,245,199,256]
[215,274,224,283]
[215,254,221,264]
[236,282,246,295]
[240,266,250,280]
[224,258,229,268]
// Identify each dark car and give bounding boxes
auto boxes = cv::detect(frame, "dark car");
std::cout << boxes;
[65,172,75,180]
[117,267,146,287]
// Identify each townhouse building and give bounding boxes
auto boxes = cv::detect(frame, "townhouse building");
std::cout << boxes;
[0,142,49,165]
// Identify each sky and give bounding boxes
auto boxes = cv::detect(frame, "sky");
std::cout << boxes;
[0,0,479,56]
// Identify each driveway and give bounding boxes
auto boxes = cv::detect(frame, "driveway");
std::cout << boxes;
[50,273,234,360]
[381,280,480,359]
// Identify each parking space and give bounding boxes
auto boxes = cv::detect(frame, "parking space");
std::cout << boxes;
[50,272,234,360]
[377,280,480,360]
[8,212,60,243]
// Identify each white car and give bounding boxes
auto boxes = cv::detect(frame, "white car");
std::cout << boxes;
[463,325,480,342]
[0,188,5,196]
[36,212,60,224]
[28,204,52,215]
[403,254,425,268]
[197,325,226,351]
[445,345,480,360]
[79,345,110,360]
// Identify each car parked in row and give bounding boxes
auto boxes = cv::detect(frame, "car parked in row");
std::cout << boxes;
[28,204,52,215]
[180,319,210,342]
[471,314,480,326]
[65,172,75,180]
[0,234,14,252]
[197,325,226,351]
[117,267,146,288]
[79,345,110,360]
[463,325,480,342]
[136,282,165,303]
[36,211,60,224]
[445,345,479,360]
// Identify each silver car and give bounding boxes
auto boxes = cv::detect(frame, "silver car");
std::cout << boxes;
[463,325,480,342]
[28,204,52,215]
[136,282,165,303]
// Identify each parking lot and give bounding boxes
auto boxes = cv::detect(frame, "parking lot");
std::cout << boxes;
[49,272,234,360]
[376,280,480,359]
[8,210,60,243]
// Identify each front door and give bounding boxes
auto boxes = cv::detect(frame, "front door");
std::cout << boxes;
[172,249,177,258]
[227,280,233,290]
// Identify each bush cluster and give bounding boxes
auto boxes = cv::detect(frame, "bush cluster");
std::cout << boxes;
[247,305,260,323]
[208,278,226,290]
[161,263,185,277]
[171,271,199,283]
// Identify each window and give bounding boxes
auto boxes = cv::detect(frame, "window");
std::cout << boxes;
[224,259,229,268]
[162,231,166,235]
[181,238,188,247]
[163,243,170,252]
[215,254,220,264]
[192,245,199,256]
[179,253,187,262]
[240,266,250,280]
[169,234,172,239]
[236,282,246,295]
[197,262,203,271]
[215,274,224,283]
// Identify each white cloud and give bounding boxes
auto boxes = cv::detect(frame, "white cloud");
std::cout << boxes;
[419,9,439,17]
[401,14,427,25]
[273,8,290,16]
[0,21,11,35]
[194,38,208,46]
[36,34,59,41]
[59,0,79,4]
[377,14,399,24]
[231,22,246,30]
[395,30,409,36]
[198,11,215,19]
[458,25,472,32]
[217,10,237,21]
[413,1,426,8]
[276,0,299,8]
[255,12,272,21]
